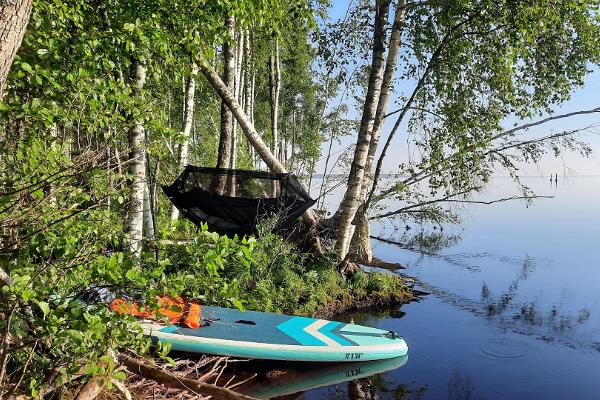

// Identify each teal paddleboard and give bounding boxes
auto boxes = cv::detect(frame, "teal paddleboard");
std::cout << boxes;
[141,306,408,362]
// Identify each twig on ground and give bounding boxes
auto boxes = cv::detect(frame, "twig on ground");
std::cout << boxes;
[119,354,258,400]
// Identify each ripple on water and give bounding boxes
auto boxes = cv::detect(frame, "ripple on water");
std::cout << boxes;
[479,338,528,360]
[479,337,582,384]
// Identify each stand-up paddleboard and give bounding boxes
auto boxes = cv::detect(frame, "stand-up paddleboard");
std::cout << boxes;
[242,356,408,399]
[143,306,408,362]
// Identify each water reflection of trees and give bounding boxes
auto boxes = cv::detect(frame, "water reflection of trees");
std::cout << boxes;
[347,376,428,400]
[376,232,596,352]
[409,257,595,353]
[373,230,461,256]
[448,369,476,400]
[481,257,593,347]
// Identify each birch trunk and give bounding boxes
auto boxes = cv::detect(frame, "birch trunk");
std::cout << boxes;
[348,0,407,262]
[48,120,58,205]
[243,30,254,164]
[291,112,297,171]
[216,14,235,170]
[0,0,33,99]
[334,0,391,261]
[231,30,244,171]
[250,69,257,166]
[269,39,281,160]
[126,58,147,256]
[170,63,197,222]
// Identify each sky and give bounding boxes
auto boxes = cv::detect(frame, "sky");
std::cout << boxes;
[314,1,600,178]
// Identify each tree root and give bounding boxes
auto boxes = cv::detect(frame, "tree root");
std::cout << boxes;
[338,257,360,279]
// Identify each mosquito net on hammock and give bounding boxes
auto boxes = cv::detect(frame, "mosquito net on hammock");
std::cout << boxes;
[162,166,316,236]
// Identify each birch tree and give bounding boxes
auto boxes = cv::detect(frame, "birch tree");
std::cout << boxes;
[269,39,281,161]
[328,0,600,262]
[231,29,245,170]
[216,14,236,170]
[125,58,147,256]
[243,30,255,164]
[333,0,391,260]
[171,63,198,222]
[348,0,406,262]
[0,0,33,99]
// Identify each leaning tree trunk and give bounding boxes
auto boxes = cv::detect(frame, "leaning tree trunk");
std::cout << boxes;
[348,0,407,262]
[334,0,392,261]
[171,63,198,223]
[0,0,33,99]
[126,58,147,256]
[269,39,281,161]
[199,61,321,232]
[216,14,236,170]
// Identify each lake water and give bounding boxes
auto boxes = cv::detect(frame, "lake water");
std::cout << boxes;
[297,176,600,399]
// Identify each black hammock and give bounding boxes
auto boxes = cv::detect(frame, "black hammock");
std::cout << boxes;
[162,166,316,236]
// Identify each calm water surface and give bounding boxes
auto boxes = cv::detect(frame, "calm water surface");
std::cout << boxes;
[302,176,600,399]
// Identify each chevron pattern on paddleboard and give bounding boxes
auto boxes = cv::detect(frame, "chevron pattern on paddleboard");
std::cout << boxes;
[276,317,354,346]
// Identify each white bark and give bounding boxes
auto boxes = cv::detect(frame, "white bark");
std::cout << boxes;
[269,39,281,160]
[48,118,58,205]
[365,0,406,181]
[126,58,147,256]
[216,14,236,169]
[231,29,245,170]
[349,0,407,262]
[0,0,33,99]
[243,30,254,164]
[171,63,198,222]
[334,0,391,260]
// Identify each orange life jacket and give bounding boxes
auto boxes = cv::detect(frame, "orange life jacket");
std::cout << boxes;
[109,296,202,329]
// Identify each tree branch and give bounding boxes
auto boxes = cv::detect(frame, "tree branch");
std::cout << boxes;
[372,187,478,219]
[364,12,480,210]
[372,192,553,220]
[375,107,600,200]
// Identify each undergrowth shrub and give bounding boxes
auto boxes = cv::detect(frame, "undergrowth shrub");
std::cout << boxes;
[157,219,411,316]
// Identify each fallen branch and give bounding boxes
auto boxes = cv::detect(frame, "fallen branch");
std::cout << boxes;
[119,354,258,400]
[110,378,132,400]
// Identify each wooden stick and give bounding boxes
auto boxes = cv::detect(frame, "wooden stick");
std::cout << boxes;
[119,355,258,400]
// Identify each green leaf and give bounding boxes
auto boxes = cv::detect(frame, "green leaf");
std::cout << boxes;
[112,370,127,380]
[108,254,117,269]
[125,268,137,281]
[37,301,51,318]
[21,62,33,73]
